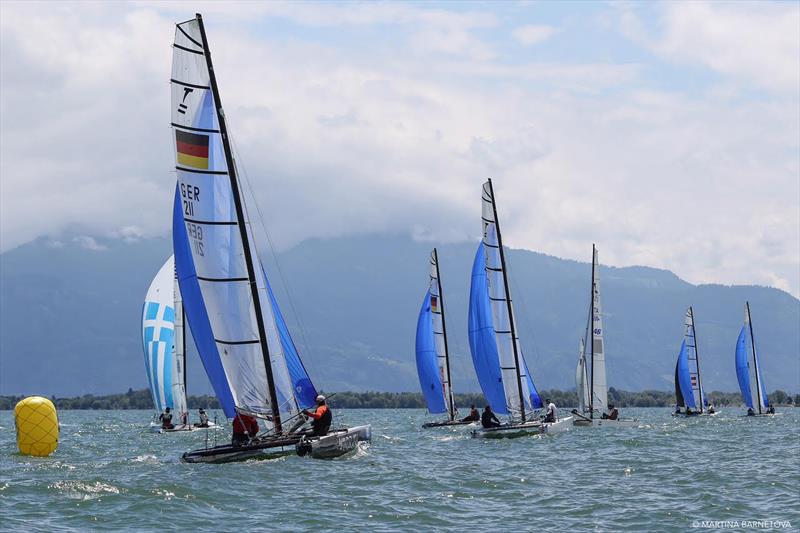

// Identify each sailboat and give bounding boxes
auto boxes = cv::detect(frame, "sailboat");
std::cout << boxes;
[572,245,638,427]
[736,302,773,417]
[142,256,189,432]
[416,249,470,428]
[170,14,369,463]
[470,179,571,438]
[672,307,717,417]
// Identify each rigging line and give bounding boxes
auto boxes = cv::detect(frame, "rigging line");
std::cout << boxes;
[225,127,321,384]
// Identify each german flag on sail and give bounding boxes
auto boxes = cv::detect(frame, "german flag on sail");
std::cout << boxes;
[176,130,209,169]
[430,295,439,313]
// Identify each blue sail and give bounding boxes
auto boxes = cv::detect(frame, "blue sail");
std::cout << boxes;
[172,185,236,418]
[676,340,696,409]
[521,355,543,409]
[735,326,753,409]
[416,290,447,414]
[468,243,508,414]
[263,266,318,410]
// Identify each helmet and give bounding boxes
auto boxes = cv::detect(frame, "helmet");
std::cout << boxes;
[316,395,326,403]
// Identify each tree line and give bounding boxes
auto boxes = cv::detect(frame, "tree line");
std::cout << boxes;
[1,388,797,410]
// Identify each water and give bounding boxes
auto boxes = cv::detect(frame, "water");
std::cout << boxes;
[1,408,798,531]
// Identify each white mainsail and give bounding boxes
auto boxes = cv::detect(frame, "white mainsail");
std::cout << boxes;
[682,307,704,410]
[428,249,455,419]
[481,180,533,419]
[589,246,608,413]
[745,304,767,411]
[171,16,297,428]
[142,256,187,417]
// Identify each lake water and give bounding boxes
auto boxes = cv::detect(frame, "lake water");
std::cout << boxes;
[1,408,798,531]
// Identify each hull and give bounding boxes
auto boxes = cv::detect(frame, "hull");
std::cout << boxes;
[572,417,639,428]
[150,422,219,434]
[296,425,370,459]
[472,417,572,439]
[671,411,720,418]
[422,420,475,428]
[181,435,301,464]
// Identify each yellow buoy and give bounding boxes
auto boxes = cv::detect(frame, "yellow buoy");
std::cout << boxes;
[14,396,59,457]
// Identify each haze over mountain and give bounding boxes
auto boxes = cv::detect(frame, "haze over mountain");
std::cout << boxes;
[1,232,798,398]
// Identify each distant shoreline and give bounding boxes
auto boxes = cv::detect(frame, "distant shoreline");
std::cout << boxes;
[1,388,797,410]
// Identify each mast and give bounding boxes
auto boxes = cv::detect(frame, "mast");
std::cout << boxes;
[689,307,703,413]
[195,13,282,432]
[746,301,762,414]
[589,244,596,419]
[486,179,526,422]
[433,248,456,421]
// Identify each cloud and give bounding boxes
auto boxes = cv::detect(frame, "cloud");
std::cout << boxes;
[73,236,107,251]
[1,2,797,298]
[619,2,800,94]
[512,24,558,46]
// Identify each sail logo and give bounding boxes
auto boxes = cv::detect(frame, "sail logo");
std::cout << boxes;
[430,295,439,313]
[176,130,209,169]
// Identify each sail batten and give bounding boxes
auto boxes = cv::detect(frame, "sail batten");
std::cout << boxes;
[469,180,537,421]
[171,15,298,428]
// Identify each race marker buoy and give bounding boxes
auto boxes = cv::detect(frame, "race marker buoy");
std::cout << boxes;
[14,396,59,457]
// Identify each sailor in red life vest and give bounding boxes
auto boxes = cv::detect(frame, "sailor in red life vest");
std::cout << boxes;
[231,412,259,446]
[302,395,332,437]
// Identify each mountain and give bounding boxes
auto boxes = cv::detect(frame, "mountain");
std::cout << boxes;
[1,233,798,397]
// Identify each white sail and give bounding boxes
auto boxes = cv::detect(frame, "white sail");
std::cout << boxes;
[589,246,608,413]
[172,265,188,419]
[171,17,297,425]
[428,250,454,418]
[683,307,704,410]
[482,181,533,418]
[576,338,589,413]
[142,256,187,416]
[745,304,767,411]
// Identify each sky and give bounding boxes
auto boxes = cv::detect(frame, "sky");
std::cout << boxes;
[1,1,799,296]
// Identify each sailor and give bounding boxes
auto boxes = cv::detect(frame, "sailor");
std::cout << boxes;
[232,413,259,445]
[602,404,619,420]
[686,407,694,416]
[159,407,174,430]
[461,404,480,422]
[543,399,557,423]
[767,405,775,414]
[302,395,332,437]
[194,408,209,428]
[481,405,501,428]
[180,411,189,426]
[675,406,682,414]
[747,407,755,416]
[707,405,716,414]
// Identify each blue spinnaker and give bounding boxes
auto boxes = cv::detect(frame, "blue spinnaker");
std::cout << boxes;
[676,340,696,409]
[735,326,753,409]
[416,290,447,414]
[173,185,236,418]
[468,242,508,415]
[263,265,318,410]
[522,355,543,409]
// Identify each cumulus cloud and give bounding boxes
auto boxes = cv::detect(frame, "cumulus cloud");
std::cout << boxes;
[1,1,797,297]
[73,236,107,251]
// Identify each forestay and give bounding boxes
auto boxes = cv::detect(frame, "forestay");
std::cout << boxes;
[415,250,454,417]
[170,16,297,426]
[141,256,187,417]
[576,339,589,413]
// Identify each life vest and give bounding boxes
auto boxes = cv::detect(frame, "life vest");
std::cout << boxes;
[311,405,332,434]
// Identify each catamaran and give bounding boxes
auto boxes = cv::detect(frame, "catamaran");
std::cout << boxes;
[672,307,717,417]
[735,302,773,417]
[470,179,571,438]
[169,14,369,463]
[415,249,471,428]
[572,245,638,427]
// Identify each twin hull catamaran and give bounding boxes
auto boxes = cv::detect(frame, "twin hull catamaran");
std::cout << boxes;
[735,302,772,417]
[169,14,369,462]
[672,307,717,417]
[415,249,472,428]
[469,180,571,438]
[573,246,637,428]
